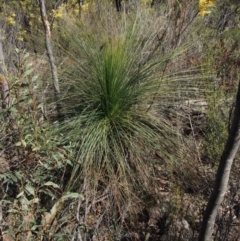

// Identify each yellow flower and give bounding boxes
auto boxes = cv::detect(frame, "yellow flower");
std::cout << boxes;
[29,13,35,19]
[52,9,63,19]
[82,3,89,12]
[199,0,215,17]
[140,0,152,5]
[6,16,16,25]
[17,36,24,42]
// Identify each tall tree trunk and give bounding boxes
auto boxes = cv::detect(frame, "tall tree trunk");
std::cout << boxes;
[198,80,240,241]
[0,34,10,109]
[39,0,61,119]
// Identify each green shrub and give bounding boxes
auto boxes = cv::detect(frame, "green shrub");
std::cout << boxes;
[0,49,81,240]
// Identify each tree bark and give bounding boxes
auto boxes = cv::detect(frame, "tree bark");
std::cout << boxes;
[198,80,240,241]
[0,34,10,109]
[39,0,61,118]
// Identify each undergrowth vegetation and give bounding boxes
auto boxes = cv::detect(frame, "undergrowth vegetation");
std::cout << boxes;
[0,1,240,240]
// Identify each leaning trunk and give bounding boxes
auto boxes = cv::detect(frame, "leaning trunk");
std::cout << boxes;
[198,80,240,241]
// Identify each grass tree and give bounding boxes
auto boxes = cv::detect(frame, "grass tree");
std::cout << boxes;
[56,7,205,237]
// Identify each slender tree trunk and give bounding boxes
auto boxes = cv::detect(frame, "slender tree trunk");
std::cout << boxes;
[115,0,122,12]
[78,0,83,9]
[78,0,83,17]
[0,34,10,109]
[198,81,240,241]
[39,0,61,119]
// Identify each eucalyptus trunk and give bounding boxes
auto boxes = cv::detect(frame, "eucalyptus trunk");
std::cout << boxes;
[198,81,240,241]
[39,0,61,118]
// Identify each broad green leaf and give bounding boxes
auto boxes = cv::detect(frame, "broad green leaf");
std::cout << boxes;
[23,68,34,77]
[31,75,39,82]
[21,139,27,148]
[31,225,43,231]
[7,209,19,213]
[62,192,84,201]
[25,134,33,140]
[9,107,18,113]
[39,161,51,170]
[28,198,40,204]
[8,173,18,183]
[25,185,35,196]
[0,200,12,204]
[15,171,23,180]
[23,53,30,60]
[66,159,73,166]
[50,202,58,216]
[17,191,24,198]
[32,146,41,151]
[44,181,60,189]
[37,103,44,109]
[39,188,57,199]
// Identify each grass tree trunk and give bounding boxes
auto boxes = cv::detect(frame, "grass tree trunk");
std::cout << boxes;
[39,0,61,119]
[0,34,10,109]
[198,81,240,241]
